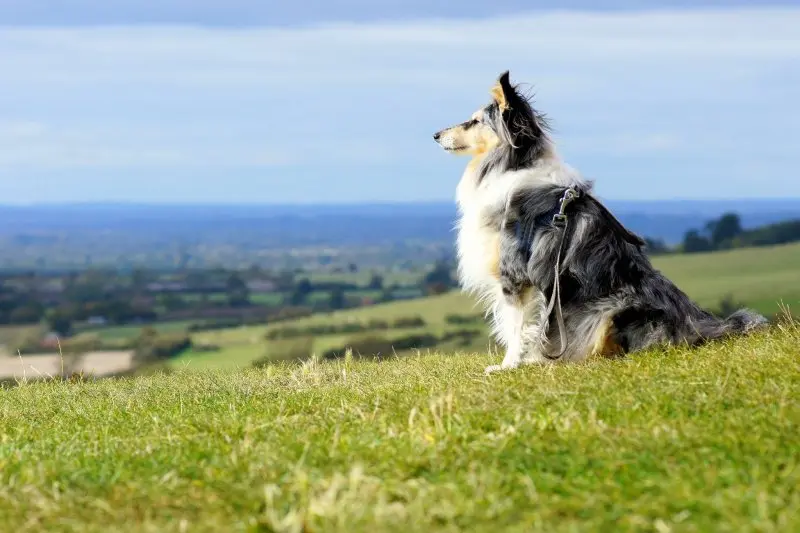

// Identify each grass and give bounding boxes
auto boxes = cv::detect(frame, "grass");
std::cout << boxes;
[1,322,798,532]
[173,344,266,371]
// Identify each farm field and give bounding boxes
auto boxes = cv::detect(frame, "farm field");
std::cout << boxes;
[1,322,797,532]
[173,243,800,370]
[174,290,485,370]
[0,350,134,383]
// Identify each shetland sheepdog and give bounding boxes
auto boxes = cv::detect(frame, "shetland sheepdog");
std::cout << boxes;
[433,70,767,373]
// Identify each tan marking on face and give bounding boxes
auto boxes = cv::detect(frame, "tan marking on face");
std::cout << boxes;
[437,107,499,167]
[466,131,499,169]
[490,83,509,111]
[591,319,624,359]
[444,108,498,158]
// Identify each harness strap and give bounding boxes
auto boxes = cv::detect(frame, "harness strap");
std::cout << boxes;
[543,188,577,359]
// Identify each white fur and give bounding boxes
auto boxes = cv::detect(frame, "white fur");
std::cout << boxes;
[454,154,589,373]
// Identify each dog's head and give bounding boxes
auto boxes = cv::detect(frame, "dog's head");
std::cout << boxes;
[433,70,550,162]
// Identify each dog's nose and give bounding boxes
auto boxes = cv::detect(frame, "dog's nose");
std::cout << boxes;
[433,132,441,141]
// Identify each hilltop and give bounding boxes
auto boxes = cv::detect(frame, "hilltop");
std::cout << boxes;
[2,321,798,532]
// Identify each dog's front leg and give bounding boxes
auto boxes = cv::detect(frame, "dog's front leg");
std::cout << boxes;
[485,297,524,374]
[485,226,533,375]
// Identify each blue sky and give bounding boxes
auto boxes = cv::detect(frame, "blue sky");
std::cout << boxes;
[1,1,799,204]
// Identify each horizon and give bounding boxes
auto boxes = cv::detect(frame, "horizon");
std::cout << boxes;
[2,196,800,208]
[3,197,800,220]
[2,1,799,203]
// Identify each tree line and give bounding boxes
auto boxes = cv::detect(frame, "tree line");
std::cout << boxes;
[644,213,800,255]
[0,259,459,336]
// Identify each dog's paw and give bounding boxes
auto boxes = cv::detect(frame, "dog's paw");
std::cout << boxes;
[484,363,517,375]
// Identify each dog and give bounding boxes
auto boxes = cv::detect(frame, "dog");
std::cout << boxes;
[433,70,768,374]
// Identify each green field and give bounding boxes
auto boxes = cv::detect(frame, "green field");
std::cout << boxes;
[308,270,422,286]
[652,242,800,314]
[175,291,483,370]
[170,243,800,370]
[2,322,797,532]
[82,320,196,342]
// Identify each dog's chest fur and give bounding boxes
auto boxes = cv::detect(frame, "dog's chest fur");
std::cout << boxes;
[454,157,587,301]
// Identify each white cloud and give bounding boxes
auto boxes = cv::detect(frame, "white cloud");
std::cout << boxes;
[3,9,800,87]
[0,7,798,201]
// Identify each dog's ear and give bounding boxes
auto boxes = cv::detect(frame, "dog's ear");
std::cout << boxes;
[490,70,513,111]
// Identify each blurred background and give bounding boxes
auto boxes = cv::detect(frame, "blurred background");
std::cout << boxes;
[1,0,798,381]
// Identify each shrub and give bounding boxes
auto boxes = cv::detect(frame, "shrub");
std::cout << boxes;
[391,316,427,329]
[134,333,192,363]
[440,329,482,347]
[322,333,439,360]
[192,343,221,353]
[366,319,390,330]
[445,313,482,325]
[59,336,103,355]
[265,318,391,340]
[188,319,243,332]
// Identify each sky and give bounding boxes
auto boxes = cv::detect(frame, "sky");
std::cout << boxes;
[1,1,799,204]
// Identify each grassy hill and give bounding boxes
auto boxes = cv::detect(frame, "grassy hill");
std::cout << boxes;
[2,322,798,532]
[172,243,800,370]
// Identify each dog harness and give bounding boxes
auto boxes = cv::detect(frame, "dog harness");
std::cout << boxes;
[504,187,644,360]
[507,187,582,360]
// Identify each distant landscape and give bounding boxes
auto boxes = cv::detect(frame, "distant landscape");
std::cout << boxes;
[2,198,800,271]
[2,200,799,382]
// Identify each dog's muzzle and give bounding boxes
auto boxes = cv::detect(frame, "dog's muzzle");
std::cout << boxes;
[433,130,458,150]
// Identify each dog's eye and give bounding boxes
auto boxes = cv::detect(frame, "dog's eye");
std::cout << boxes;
[464,119,479,129]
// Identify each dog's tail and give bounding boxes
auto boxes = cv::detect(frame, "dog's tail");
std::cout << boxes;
[691,308,769,343]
